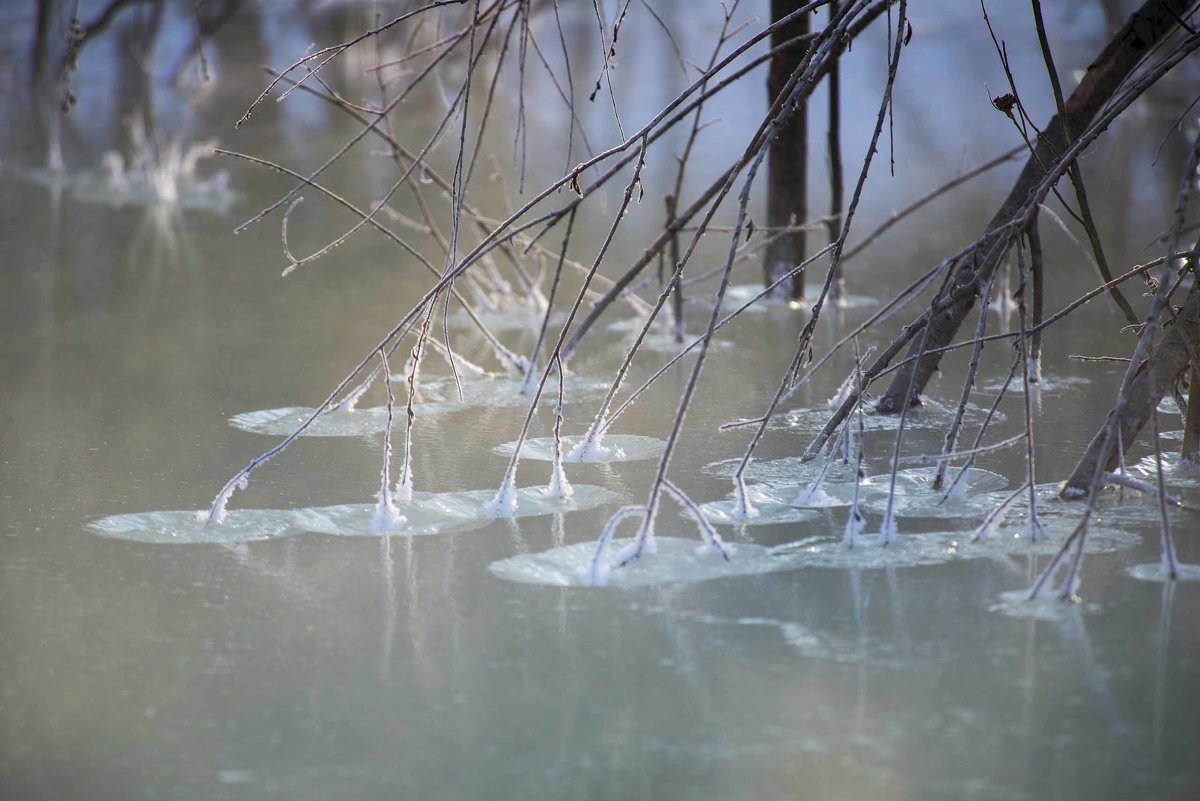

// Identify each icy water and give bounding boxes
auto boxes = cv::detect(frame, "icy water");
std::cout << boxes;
[3,2,1200,800]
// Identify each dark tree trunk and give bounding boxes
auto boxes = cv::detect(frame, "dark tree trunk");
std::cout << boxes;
[764,0,810,302]
[826,0,844,304]
[1063,282,1200,494]
[876,0,1193,412]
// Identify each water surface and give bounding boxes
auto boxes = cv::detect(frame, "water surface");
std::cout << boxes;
[2,3,1199,799]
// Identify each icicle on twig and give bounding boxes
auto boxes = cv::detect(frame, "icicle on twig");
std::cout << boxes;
[370,346,407,533]
[663,479,730,560]
[396,303,436,504]
[843,336,868,548]
[973,482,1026,541]
[582,505,646,587]
[1015,235,1044,540]
[792,424,841,508]
[546,354,573,499]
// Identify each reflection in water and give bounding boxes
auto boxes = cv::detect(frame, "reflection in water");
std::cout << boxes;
[1153,580,1175,766]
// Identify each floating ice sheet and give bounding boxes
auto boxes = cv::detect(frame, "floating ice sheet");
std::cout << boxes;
[611,326,735,354]
[1126,563,1200,583]
[977,481,1192,530]
[1131,454,1200,487]
[771,518,1138,570]
[230,374,610,437]
[449,302,564,332]
[979,374,1090,394]
[288,503,488,537]
[229,403,456,437]
[489,537,782,587]
[12,157,234,213]
[405,373,611,409]
[1156,395,1189,415]
[86,505,484,544]
[723,283,877,310]
[772,397,1004,434]
[767,532,975,569]
[87,486,617,544]
[697,497,820,526]
[698,483,860,526]
[493,434,666,463]
[394,484,620,521]
[491,515,1140,588]
[603,315,735,353]
[860,467,1008,520]
[87,509,305,544]
[989,590,1100,620]
[968,522,1140,555]
[701,455,860,484]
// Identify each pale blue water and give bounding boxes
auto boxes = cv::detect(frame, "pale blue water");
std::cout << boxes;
[2,3,1199,800]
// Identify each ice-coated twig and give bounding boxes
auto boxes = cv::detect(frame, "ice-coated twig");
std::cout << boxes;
[843,336,869,548]
[789,252,968,448]
[582,505,646,587]
[501,142,645,487]
[558,3,892,360]
[655,0,744,339]
[732,470,759,521]
[663,479,731,560]
[493,141,644,505]
[369,347,407,533]
[717,1,912,522]
[336,371,376,413]
[280,196,304,265]
[607,245,834,432]
[520,216,568,395]
[568,217,703,463]
[277,41,487,277]
[972,482,1027,541]
[1148,404,1180,579]
[943,350,1019,501]
[215,147,523,372]
[1102,471,1183,507]
[396,306,436,504]
[546,355,574,499]
[828,345,876,409]
[426,336,488,378]
[880,166,927,545]
[792,422,842,507]
[234,0,472,129]
[624,0,907,564]
[934,275,990,490]
[902,434,1026,466]
[1014,236,1044,540]
[234,0,487,235]
[203,291,434,527]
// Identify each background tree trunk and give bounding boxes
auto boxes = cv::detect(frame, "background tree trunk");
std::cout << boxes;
[764,0,810,302]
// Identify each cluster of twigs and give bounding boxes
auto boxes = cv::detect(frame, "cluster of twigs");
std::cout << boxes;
[201,0,1199,597]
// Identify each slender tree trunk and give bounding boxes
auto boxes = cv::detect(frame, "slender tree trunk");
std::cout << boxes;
[876,0,1193,412]
[826,0,844,305]
[764,0,809,302]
